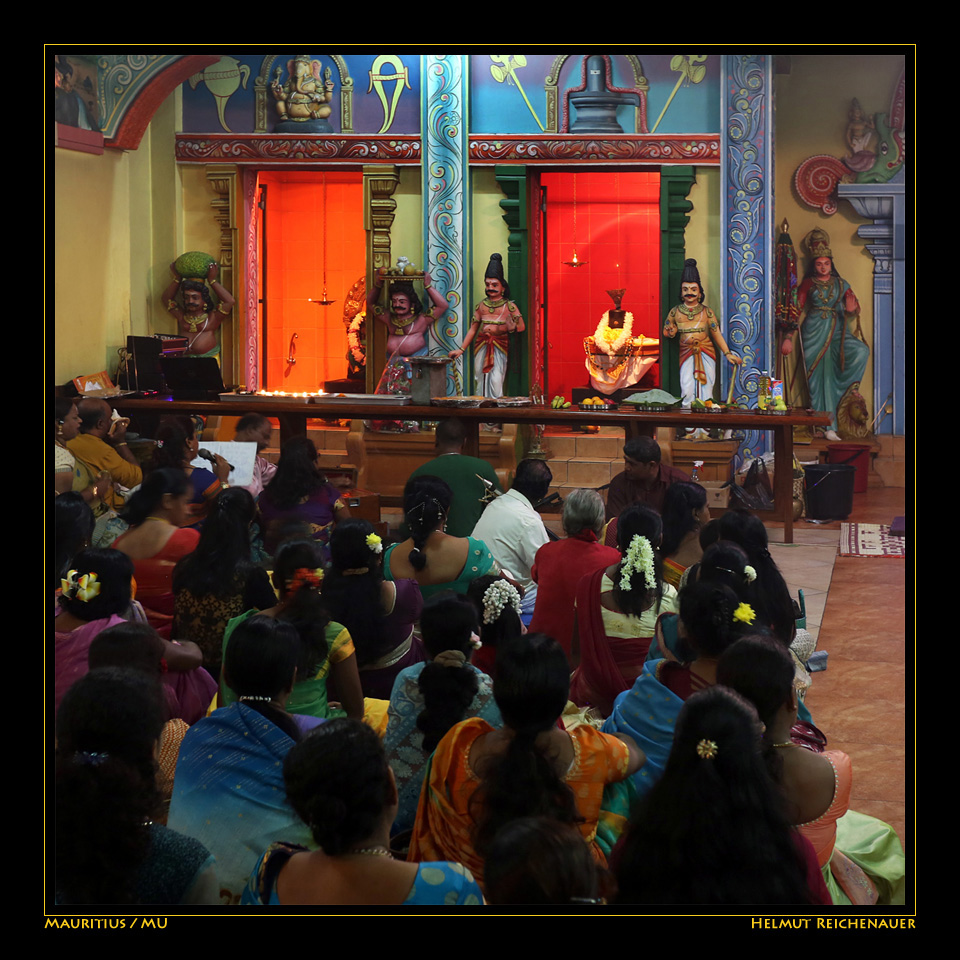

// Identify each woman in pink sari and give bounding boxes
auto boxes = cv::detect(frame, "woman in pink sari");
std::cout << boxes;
[55,547,208,721]
[55,549,136,713]
[570,504,678,717]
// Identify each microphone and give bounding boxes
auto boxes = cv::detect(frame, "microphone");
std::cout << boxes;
[198,448,235,472]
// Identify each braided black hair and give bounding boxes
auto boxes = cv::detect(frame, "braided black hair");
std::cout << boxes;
[403,475,452,572]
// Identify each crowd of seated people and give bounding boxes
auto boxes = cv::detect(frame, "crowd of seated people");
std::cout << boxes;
[51,405,906,908]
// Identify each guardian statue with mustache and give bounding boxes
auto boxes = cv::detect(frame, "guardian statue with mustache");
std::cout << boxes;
[449,253,524,399]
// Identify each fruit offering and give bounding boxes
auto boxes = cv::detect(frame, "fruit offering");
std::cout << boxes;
[174,250,216,279]
[551,395,572,409]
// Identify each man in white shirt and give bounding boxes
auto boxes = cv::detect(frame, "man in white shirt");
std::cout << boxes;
[471,458,553,620]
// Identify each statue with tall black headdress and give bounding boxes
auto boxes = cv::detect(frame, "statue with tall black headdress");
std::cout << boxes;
[662,258,741,406]
[449,253,525,399]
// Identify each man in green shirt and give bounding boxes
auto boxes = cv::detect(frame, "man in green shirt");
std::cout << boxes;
[408,419,502,537]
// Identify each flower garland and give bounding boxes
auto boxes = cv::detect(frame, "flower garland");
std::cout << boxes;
[347,314,366,366]
[619,535,656,593]
[593,310,635,356]
[482,580,522,625]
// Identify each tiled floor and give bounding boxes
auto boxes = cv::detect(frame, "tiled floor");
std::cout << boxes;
[767,487,908,851]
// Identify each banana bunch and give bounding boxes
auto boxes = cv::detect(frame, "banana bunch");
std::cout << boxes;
[551,395,572,408]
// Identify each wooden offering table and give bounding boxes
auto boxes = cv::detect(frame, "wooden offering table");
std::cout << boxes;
[113,396,831,543]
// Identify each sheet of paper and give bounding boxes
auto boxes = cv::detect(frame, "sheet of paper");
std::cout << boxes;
[189,441,257,486]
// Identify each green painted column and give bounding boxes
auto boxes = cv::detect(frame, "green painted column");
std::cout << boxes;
[495,165,529,396]
[659,166,696,398]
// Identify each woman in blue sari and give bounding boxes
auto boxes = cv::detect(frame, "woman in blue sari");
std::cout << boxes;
[168,616,319,904]
[149,416,230,529]
[603,581,747,798]
[243,719,483,906]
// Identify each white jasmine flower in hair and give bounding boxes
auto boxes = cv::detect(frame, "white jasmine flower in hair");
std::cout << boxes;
[743,565,757,583]
[619,535,656,593]
[482,580,521,625]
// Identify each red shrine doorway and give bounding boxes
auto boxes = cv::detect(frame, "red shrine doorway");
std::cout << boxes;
[539,170,661,400]
[258,170,366,394]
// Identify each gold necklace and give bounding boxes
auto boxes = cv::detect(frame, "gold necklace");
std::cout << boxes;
[183,312,209,331]
[348,846,391,857]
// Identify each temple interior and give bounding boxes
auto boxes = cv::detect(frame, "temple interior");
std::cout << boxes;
[51,49,912,912]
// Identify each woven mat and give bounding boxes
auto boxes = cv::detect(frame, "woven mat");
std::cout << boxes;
[839,523,905,558]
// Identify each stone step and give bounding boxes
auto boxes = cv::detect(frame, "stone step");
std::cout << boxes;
[564,458,620,487]
[307,427,349,449]
[548,481,612,502]
[545,456,625,486]
[544,436,578,458]
[543,434,624,460]
[545,458,569,484]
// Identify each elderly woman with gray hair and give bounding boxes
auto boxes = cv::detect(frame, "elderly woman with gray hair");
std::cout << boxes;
[528,489,621,663]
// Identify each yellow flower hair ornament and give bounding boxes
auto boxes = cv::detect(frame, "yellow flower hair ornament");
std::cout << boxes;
[365,533,383,555]
[732,602,756,625]
[60,570,101,603]
[696,739,718,760]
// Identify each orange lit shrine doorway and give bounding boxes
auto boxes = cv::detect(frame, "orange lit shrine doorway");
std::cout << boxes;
[258,171,365,393]
[540,170,660,400]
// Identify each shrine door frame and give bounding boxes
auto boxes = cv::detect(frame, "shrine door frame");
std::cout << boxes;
[532,168,664,403]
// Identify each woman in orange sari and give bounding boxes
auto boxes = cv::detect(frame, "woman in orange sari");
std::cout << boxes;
[407,633,644,889]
